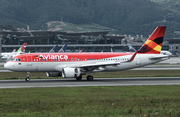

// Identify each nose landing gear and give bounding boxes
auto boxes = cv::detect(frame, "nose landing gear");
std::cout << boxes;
[25,72,30,81]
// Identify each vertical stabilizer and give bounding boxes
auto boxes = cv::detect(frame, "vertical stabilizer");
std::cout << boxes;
[12,49,16,53]
[58,44,67,53]
[127,43,136,52]
[16,43,27,53]
[49,45,58,53]
[138,26,166,54]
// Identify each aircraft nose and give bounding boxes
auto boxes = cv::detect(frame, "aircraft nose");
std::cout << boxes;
[4,62,11,70]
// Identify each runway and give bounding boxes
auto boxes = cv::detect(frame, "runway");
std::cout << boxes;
[1,77,180,89]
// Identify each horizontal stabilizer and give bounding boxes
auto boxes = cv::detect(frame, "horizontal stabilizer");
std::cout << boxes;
[149,55,170,60]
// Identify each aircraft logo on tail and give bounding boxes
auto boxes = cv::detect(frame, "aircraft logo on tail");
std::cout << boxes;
[49,45,58,53]
[16,43,27,53]
[12,49,16,53]
[127,43,136,52]
[138,26,166,54]
[58,44,67,53]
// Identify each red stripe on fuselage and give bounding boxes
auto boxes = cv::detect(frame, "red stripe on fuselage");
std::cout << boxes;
[12,53,133,62]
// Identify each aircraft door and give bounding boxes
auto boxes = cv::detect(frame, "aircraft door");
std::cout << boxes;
[26,55,32,67]
[136,55,141,65]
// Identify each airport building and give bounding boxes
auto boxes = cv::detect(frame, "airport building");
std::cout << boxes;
[0,29,171,53]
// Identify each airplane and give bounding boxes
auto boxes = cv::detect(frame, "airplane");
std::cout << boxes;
[1,43,27,61]
[4,26,170,81]
[127,43,172,56]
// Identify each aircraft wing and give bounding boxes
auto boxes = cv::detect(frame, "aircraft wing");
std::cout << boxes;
[79,61,120,68]
[54,61,121,72]
[69,51,137,71]
[61,61,121,72]
[54,51,138,72]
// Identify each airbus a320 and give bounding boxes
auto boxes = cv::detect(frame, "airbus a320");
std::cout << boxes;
[4,26,170,81]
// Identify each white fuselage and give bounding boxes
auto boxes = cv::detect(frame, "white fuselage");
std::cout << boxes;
[4,54,169,72]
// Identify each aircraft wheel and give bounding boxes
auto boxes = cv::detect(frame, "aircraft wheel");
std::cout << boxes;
[25,72,30,82]
[76,75,82,81]
[87,75,93,81]
[25,77,30,81]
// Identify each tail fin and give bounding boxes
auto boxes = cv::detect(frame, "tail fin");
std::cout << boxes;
[12,49,16,53]
[127,43,136,52]
[138,26,166,54]
[79,49,83,53]
[49,45,58,53]
[16,43,27,53]
[111,48,113,53]
[58,44,67,53]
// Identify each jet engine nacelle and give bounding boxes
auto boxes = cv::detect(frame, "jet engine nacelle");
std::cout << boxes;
[46,72,62,77]
[62,68,81,78]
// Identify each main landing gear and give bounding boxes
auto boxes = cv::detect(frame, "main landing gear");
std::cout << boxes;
[76,75,94,81]
[25,72,30,81]
[76,75,82,81]
[87,75,93,81]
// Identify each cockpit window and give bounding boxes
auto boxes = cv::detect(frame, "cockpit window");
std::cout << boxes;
[13,58,21,61]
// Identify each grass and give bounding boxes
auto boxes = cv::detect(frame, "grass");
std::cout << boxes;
[1,86,180,116]
[1,70,180,80]
[0,70,180,116]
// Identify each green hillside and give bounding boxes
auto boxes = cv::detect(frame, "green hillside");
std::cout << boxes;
[46,21,116,33]
[0,0,180,37]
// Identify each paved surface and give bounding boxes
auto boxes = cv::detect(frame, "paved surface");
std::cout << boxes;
[0,77,180,89]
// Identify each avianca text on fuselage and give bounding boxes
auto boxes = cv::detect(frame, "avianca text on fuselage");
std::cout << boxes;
[37,54,68,60]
